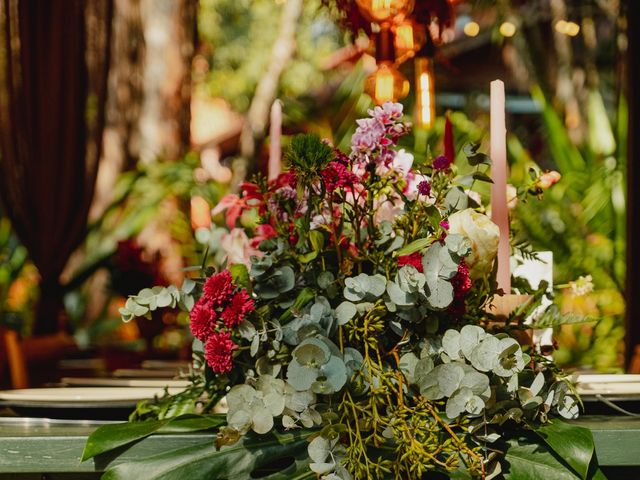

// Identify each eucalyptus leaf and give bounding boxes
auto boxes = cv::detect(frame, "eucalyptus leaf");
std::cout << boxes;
[335,301,358,325]
[399,352,419,384]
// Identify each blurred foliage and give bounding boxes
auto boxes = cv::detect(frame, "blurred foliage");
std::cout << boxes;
[509,86,626,371]
[0,217,38,334]
[197,0,346,113]
[65,152,226,352]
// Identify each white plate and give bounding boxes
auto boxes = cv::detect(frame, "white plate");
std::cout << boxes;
[574,374,640,384]
[0,387,185,403]
[575,374,640,396]
[61,377,191,388]
[141,360,190,370]
[112,368,180,378]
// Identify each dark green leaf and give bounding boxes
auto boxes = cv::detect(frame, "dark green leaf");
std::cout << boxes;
[472,171,494,183]
[82,419,168,461]
[280,287,316,323]
[82,415,225,461]
[157,415,226,433]
[229,264,250,289]
[532,420,594,480]
[504,437,580,480]
[396,237,431,256]
[101,429,315,480]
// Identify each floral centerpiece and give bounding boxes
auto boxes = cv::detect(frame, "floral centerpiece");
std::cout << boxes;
[84,104,603,480]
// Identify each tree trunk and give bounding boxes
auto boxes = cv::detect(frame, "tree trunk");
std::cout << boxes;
[138,0,197,163]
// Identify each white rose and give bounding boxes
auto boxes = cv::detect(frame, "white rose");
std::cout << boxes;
[447,209,500,278]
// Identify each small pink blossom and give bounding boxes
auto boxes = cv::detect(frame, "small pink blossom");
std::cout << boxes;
[221,228,262,268]
[368,102,403,124]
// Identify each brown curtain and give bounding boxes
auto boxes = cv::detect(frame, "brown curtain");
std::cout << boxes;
[0,0,112,334]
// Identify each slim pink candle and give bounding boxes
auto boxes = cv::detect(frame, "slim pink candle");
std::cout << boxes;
[490,80,511,293]
[268,99,282,181]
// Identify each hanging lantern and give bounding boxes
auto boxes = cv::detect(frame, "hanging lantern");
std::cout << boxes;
[354,0,414,24]
[393,19,426,59]
[365,62,410,104]
[364,26,409,104]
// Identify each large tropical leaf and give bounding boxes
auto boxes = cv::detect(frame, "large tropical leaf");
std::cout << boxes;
[82,414,225,461]
[531,420,594,479]
[100,429,315,480]
[504,437,581,480]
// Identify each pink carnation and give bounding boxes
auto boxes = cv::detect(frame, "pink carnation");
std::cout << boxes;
[221,290,255,328]
[204,330,237,374]
[189,297,216,341]
[203,270,234,306]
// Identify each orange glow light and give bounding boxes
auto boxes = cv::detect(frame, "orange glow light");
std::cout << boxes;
[190,196,212,230]
[375,69,395,104]
[415,57,436,129]
[395,22,414,51]
[365,63,409,105]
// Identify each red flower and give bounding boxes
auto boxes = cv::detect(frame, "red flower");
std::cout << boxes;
[451,260,472,299]
[444,113,455,165]
[221,290,255,328]
[433,155,452,171]
[417,181,431,196]
[272,171,297,189]
[189,297,216,341]
[398,252,424,273]
[204,330,237,374]
[321,161,359,193]
[203,270,234,306]
[250,224,278,249]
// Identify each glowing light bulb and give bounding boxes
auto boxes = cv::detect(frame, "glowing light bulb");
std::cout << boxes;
[463,21,480,37]
[565,21,580,36]
[364,62,409,105]
[499,21,516,37]
[555,19,580,36]
[355,0,414,23]
[414,57,436,129]
[395,22,415,51]
[394,20,425,60]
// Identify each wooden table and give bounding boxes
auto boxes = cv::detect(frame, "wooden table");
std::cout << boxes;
[1,416,639,479]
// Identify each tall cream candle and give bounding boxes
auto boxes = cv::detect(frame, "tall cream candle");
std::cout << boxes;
[268,99,282,181]
[490,80,511,293]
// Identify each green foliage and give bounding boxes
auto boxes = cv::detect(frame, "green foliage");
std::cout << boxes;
[285,134,335,183]
[509,86,627,370]
[0,216,34,333]
[197,0,344,112]
[100,429,315,480]
[82,414,225,461]
[118,279,196,322]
